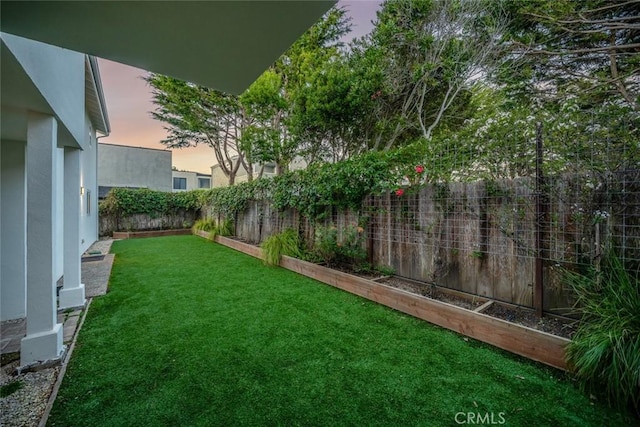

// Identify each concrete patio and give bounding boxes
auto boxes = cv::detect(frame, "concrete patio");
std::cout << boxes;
[0,240,115,358]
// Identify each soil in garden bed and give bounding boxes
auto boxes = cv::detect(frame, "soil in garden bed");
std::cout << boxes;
[378,276,577,339]
[484,303,577,340]
[378,277,485,310]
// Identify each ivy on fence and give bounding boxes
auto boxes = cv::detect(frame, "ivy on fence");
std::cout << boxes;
[99,188,204,217]
[200,144,427,221]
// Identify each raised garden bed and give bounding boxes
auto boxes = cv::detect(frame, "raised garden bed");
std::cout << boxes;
[195,231,570,370]
[372,275,577,339]
[112,229,192,239]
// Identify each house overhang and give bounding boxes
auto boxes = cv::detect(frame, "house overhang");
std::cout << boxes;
[0,1,336,94]
[1,34,105,147]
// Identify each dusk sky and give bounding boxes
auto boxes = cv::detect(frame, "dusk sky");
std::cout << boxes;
[98,1,381,174]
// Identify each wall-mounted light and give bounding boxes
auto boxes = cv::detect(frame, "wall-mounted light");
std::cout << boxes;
[80,186,85,196]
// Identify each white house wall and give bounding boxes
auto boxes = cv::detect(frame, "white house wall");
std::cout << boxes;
[0,34,107,365]
[54,147,64,282]
[1,33,85,148]
[80,114,99,253]
[0,140,27,321]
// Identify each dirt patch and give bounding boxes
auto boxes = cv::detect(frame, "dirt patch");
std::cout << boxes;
[377,276,576,339]
[484,303,577,340]
[378,277,485,310]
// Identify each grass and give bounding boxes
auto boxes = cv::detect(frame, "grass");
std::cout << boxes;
[48,236,633,426]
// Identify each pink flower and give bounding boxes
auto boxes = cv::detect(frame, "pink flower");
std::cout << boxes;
[395,189,404,196]
[415,165,425,174]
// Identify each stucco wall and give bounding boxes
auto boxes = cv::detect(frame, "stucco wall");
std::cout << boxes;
[98,143,172,192]
[2,33,85,148]
[79,113,99,253]
[54,146,64,282]
[0,140,27,320]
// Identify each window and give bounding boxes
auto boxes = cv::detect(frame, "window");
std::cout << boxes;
[198,177,210,189]
[173,177,187,190]
[86,190,91,215]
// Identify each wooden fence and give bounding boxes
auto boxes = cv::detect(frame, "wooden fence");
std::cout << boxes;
[204,174,640,315]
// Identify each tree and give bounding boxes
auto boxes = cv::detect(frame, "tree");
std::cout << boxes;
[145,74,254,186]
[355,0,509,149]
[499,0,640,109]
[240,69,296,175]
[289,50,379,163]
[242,6,354,171]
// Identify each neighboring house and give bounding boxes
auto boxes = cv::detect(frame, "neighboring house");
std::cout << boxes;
[0,34,109,366]
[0,0,334,369]
[211,157,308,188]
[172,170,212,192]
[98,143,172,197]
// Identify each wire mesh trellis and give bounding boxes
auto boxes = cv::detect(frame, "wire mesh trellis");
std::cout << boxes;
[225,113,639,315]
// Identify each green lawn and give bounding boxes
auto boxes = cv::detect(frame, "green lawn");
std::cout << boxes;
[48,236,632,426]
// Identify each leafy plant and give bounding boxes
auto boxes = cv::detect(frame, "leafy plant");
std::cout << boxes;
[261,229,302,266]
[100,188,204,217]
[313,224,367,270]
[313,225,339,265]
[193,218,233,241]
[564,254,640,416]
[376,265,395,276]
[208,219,234,241]
[192,218,217,233]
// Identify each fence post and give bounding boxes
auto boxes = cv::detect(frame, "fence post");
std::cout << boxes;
[534,122,546,317]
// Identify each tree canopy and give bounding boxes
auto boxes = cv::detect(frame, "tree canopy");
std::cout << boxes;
[147,1,639,185]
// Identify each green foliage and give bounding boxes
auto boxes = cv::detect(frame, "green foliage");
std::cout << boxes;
[564,254,640,416]
[261,229,302,266]
[99,188,203,217]
[201,146,426,221]
[0,380,23,397]
[209,219,234,241]
[313,225,339,265]
[499,0,639,110]
[313,224,367,270]
[376,265,396,276]
[192,218,217,233]
[192,218,233,241]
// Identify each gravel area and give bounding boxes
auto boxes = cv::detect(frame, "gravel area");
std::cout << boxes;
[0,360,58,427]
[0,240,112,427]
[83,238,114,256]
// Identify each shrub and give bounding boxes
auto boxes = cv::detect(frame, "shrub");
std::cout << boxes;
[100,188,204,217]
[313,224,367,270]
[192,218,217,233]
[193,218,233,241]
[261,229,301,266]
[209,219,234,241]
[313,225,339,265]
[564,254,640,416]
[376,265,395,276]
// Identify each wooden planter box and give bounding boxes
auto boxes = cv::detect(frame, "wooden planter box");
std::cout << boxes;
[195,231,570,370]
[113,229,192,239]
